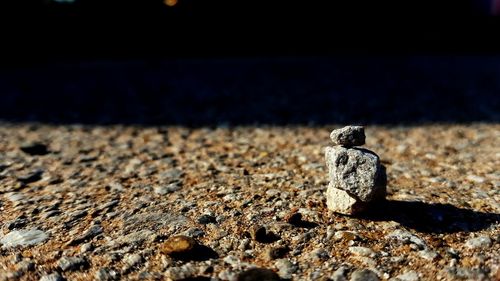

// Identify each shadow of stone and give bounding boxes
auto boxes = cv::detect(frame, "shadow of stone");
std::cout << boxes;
[359,199,500,234]
[290,219,319,229]
[170,244,219,262]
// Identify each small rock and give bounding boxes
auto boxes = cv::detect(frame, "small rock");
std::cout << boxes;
[4,192,26,205]
[17,169,44,184]
[20,142,49,156]
[161,235,196,255]
[6,215,29,230]
[331,266,348,281]
[39,272,66,281]
[334,231,359,242]
[350,269,380,281]
[330,126,366,147]
[349,246,376,257]
[57,256,88,271]
[387,229,427,250]
[274,259,297,279]
[95,267,119,281]
[164,264,197,280]
[66,224,103,246]
[418,250,438,260]
[123,253,142,267]
[465,235,492,249]
[154,183,182,195]
[390,271,420,281]
[466,175,485,183]
[266,246,290,260]
[237,268,281,281]
[16,260,35,273]
[326,186,366,216]
[1,229,48,249]
[80,242,93,253]
[311,248,329,261]
[198,214,217,224]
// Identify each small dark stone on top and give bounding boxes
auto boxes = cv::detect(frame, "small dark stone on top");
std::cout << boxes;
[330,126,366,147]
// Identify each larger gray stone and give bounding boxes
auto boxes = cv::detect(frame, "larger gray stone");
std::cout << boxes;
[325,146,386,202]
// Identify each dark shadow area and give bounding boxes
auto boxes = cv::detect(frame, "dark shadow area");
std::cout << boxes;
[0,57,498,126]
[169,244,219,262]
[286,212,319,229]
[360,200,500,234]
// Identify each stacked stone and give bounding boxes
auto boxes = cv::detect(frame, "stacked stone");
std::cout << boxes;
[325,126,386,215]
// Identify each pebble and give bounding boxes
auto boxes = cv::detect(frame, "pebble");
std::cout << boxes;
[334,231,360,242]
[310,248,329,261]
[418,250,438,260]
[236,268,281,281]
[16,260,35,273]
[330,126,366,147]
[80,242,93,253]
[390,271,420,281]
[466,175,485,183]
[350,269,380,281]
[198,214,217,224]
[39,272,66,281]
[6,215,29,230]
[274,259,297,279]
[331,266,348,281]
[465,235,492,249]
[349,246,376,257]
[387,229,427,250]
[67,224,103,246]
[123,253,142,267]
[17,169,44,184]
[4,192,26,205]
[161,235,196,255]
[0,228,48,249]
[164,264,197,280]
[95,267,119,281]
[154,183,182,195]
[57,256,88,271]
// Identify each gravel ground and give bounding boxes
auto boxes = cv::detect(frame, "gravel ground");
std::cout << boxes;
[0,123,498,281]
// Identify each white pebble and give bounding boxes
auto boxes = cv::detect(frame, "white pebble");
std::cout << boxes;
[1,229,48,249]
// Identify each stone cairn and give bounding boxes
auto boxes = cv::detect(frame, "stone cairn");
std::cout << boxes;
[325,126,387,215]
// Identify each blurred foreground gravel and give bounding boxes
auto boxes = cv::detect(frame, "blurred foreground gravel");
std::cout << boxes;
[0,123,498,280]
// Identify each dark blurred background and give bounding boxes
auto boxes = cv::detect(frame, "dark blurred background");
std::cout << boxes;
[0,0,499,125]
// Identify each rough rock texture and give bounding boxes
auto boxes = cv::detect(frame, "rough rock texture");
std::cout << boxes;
[325,146,386,202]
[0,124,498,281]
[330,126,366,147]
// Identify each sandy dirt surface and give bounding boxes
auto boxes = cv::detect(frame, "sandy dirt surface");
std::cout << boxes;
[0,123,498,281]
